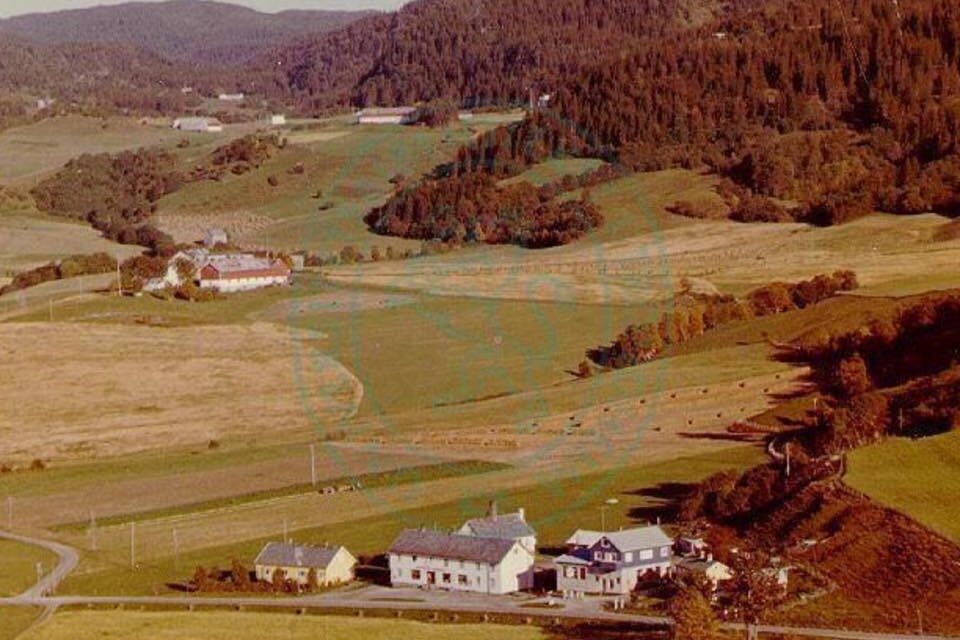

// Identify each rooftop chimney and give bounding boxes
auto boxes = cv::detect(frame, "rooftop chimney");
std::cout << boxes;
[488,500,498,519]
[517,507,525,521]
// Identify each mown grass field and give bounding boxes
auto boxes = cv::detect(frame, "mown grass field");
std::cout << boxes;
[0,607,42,640]
[60,446,761,596]
[846,431,960,542]
[20,611,547,640]
[0,538,58,597]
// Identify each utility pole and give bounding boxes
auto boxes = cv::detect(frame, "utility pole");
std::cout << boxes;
[116,254,122,297]
[309,444,317,487]
[129,522,136,570]
[173,529,180,572]
[283,518,288,544]
[6,496,12,530]
[49,299,53,322]
[785,442,791,478]
[89,510,97,551]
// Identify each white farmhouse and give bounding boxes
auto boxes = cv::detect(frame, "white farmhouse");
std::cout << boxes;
[458,503,536,555]
[270,114,287,126]
[388,529,534,595]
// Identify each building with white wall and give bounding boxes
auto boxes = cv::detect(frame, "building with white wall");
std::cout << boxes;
[388,529,534,594]
[555,525,674,596]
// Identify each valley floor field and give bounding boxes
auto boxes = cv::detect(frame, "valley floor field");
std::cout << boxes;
[0,321,362,462]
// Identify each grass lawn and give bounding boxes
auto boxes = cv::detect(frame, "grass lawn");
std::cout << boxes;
[0,607,42,640]
[20,611,546,640]
[846,431,960,542]
[61,446,761,596]
[0,539,58,597]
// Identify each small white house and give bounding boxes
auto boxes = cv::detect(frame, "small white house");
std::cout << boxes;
[676,555,734,589]
[388,529,534,595]
[254,542,356,587]
[356,107,418,125]
[218,93,245,102]
[172,117,223,133]
[270,114,287,126]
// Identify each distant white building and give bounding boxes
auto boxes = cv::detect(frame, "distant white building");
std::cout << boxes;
[270,114,287,126]
[356,107,418,125]
[172,117,223,133]
[388,528,535,594]
[218,93,245,102]
[675,555,734,589]
[203,228,229,248]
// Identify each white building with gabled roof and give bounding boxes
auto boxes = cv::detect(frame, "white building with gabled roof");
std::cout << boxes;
[388,528,534,594]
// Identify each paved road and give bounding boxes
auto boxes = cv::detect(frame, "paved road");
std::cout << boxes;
[0,530,78,601]
[1,530,957,640]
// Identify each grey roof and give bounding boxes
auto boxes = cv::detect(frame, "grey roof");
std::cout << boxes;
[254,542,344,569]
[554,554,591,566]
[389,529,517,565]
[462,512,535,541]
[567,525,672,552]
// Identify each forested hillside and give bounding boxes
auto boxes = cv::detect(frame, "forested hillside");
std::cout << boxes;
[537,0,960,222]
[0,1,373,66]
[271,0,724,111]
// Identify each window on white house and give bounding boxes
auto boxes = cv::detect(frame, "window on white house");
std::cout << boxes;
[443,573,451,583]
[458,575,468,585]
[411,570,421,580]
[639,549,654,560]
[625,552,633,562]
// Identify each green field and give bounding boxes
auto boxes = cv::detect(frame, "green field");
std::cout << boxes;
[286,293,657,416]
[53,460,509,531]
[500,158,605,187]
[0,538,58,597]
[61,446,761,596]
[846,431,960,542]
[158,121,510,253]
[20,611,546,640]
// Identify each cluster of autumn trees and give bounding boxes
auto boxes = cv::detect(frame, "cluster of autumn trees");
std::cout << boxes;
[788,292,960,451]
[190,133,282,181]
[31,148,181,256]
[192,561,321,595]
[586,271,859,371]
[0,253,115,296]
[364,171,602,248]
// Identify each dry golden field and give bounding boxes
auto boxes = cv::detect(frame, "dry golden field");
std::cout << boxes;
[0,322,362,462]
